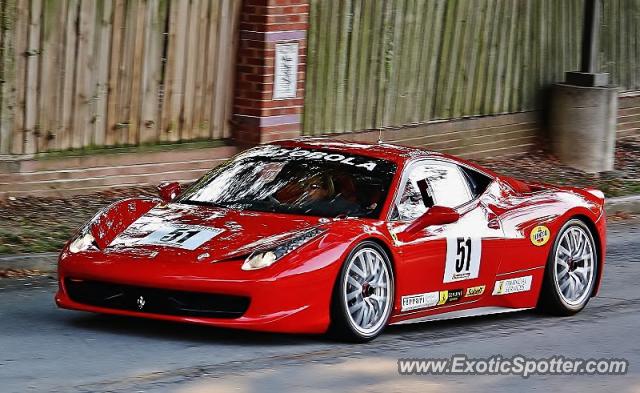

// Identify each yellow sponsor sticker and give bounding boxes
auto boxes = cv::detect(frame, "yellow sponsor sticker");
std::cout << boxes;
[465,285,485,297]
[530,225,551,246]
[438,290,449,305]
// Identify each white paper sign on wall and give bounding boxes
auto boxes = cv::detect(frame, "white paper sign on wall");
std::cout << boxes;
[273,42,299,100]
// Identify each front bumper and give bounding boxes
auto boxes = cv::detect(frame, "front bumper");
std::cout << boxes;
[55,251,339,334]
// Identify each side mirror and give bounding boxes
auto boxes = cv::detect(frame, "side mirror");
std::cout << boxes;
[403,205,460,235]
[157,182,182,203]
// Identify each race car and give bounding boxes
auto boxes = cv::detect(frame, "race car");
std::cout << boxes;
[56,139,606,342]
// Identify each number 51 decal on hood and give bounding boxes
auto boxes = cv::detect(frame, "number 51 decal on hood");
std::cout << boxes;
[443,237,482,283]
[136,224,224,250]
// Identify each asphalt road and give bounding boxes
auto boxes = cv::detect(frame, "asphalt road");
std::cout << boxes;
[1,219,639,393]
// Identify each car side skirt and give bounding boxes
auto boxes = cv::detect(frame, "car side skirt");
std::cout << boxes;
[390,306,532,325]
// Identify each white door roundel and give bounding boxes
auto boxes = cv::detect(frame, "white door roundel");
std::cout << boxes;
[443,237,481,283]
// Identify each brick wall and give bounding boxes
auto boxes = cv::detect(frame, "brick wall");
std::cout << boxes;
[618,95,640,139]
[232,0,309,145]
[0,145,238,199]
[326,112,541,160]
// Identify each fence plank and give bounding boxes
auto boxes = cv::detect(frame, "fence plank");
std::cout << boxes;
[117,0,138,145]
[138,0,164,144]
[223,0,242,139]
[211,0,230,139]
[105,0,124,146]
[126,0,146,145]
[302,0,320,135]
[72,0,96,149]
[395,0,417,125]
[0,0,16,154]
[321,0,340,132]
[457,0,483,119]
[382,0,406,125]
[213,0,239,140]
[332,0,350,134]
[92,0,113,147]
[470,0,495,115]
[181,0,200,140]
[22,0,41,154]
[161,0,188,142]
[191,0,211,140]
[12,0,28,154]
[405,0,428,124]
[357,0,377,130]
[419,0,446,122]
[432,0,458,120]
[204,0,221,139]
[508,0,524,113]
[38,0,63,152]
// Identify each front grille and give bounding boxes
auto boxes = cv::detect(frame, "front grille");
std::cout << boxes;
[65,278,250,319]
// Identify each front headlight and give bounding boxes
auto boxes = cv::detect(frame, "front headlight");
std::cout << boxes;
[68,230,98,253]
[241,228,325,271]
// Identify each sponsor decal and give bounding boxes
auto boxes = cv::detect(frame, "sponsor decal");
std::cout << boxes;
[135,224,224,250]
[465,285,486,297]
[401,291,440,311]
[257,147,379,171]
[444,237,482,283]
[401,289,463,311]
[438,290,448,305]
[493,275,533,296]
[530,225,551,246]
[438,289,463,305]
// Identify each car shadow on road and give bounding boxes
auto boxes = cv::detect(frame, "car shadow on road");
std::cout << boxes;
[64,308,548,347]
[385,309,551,340]
[67,313,327,346]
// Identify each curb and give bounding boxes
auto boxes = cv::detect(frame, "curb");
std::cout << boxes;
[0,252,58,273]
[1,195,639,273]
[605,194,640,215]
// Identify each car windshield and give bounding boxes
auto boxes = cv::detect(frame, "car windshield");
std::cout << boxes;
[176,145,397,218]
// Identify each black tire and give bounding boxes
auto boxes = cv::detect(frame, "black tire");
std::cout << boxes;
[329,241,395,343]
[538,218,598,316]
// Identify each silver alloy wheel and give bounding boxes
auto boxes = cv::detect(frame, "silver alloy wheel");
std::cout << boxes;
[553,225,596,307]
[343,248,392,336]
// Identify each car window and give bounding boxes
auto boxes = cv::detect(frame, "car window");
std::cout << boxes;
[175,145,397,219]
[393,161,473,221]
[460,166,493,197]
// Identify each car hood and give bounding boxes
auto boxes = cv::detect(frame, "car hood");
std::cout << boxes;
[104,203,329,262]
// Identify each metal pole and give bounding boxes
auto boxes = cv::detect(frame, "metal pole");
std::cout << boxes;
[581,0,601,73]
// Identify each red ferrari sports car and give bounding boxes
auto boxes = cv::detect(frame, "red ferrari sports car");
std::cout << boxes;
[56,139,606,341]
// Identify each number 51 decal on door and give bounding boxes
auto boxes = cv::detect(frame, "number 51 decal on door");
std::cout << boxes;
[443,237,481,283]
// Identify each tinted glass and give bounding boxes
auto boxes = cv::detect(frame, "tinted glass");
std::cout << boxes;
[177,145,397,218]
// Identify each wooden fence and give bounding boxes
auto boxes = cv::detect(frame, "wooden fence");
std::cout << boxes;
[0,0,241,155]
[601,0,640,92]
[303,0,640,136]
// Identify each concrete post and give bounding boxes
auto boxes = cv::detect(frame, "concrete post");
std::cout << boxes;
[550,0,617,173]
[550,84,617,173]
